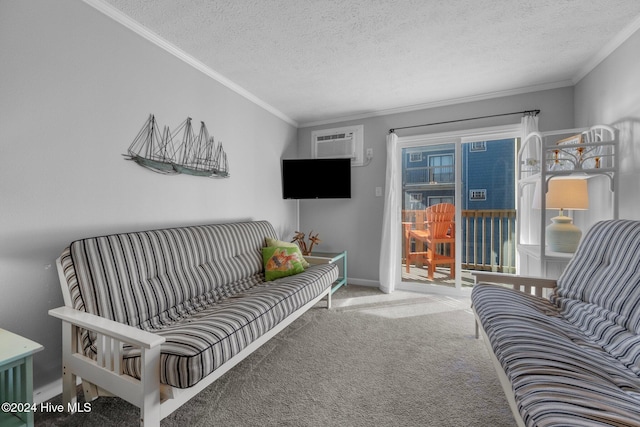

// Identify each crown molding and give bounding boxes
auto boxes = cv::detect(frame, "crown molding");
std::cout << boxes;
[83,0,639,130]
[299,80,573,128]
[573,14,640,84]
[82,0,298,127]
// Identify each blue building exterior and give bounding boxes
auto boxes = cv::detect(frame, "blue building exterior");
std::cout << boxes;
[402,144,455,209]
[461,139,515,210]
[402,139,515,210]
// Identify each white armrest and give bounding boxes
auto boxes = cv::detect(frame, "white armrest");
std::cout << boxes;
[472,272,557,298]
[472,272,557,288]
[48,306,165,349]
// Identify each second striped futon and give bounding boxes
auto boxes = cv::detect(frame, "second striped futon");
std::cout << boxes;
[472,220,640,427]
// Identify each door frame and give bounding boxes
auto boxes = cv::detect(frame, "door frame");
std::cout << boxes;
[396,124,521,295]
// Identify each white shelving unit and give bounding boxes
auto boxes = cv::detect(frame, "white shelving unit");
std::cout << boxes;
[517,125,618,278]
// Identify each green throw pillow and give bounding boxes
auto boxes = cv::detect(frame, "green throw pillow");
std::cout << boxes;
[262,246,305,281]
[265,237,309,268]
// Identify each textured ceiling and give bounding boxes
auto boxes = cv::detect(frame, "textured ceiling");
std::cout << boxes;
[100,0,640,126]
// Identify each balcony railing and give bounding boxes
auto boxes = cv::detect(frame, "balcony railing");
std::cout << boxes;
[461,209,516,273]
[402,209,516,274]
[404,165,454,185]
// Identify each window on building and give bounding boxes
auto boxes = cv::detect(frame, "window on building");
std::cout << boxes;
[470,141,487,152]
[428,154,454,183]
[469,189,487,201]
[409,152,422,162]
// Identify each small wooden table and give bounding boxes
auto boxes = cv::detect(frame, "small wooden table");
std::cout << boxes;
[0,329,43,427]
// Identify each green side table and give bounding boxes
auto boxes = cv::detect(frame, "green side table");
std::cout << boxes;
[0,329,43,427]
[306,250,347,295]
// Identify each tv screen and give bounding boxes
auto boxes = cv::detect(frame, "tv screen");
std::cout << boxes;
[282,158,351,199]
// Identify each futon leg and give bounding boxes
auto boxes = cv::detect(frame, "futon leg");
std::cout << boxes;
[83,380,99,402]
[61,321,78,412]
[140,346,162,426]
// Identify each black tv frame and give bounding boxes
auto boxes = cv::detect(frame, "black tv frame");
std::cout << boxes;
[281,158,351,199]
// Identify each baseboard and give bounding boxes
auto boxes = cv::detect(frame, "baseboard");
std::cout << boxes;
[346,277,380,288]
[34,379,61,404]
[397,281,472,297]
[345,278,472,298]
[34,376,85,404]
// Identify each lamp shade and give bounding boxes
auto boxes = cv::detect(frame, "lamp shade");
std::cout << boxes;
[546,179,589,210]
[535,178,590,253]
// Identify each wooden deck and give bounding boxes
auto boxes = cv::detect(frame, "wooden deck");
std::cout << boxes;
[401,264,475,288]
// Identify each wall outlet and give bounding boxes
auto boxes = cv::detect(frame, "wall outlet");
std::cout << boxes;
[375,187,382,197]
[366,148,373,159]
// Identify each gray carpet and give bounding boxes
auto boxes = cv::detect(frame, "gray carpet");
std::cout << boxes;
[35,285,515,426]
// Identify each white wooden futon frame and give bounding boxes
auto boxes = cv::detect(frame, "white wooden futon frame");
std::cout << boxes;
[49,255,332,426]
[472,272,557,427]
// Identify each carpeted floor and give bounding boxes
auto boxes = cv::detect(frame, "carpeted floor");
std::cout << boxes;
[35,285,515,426]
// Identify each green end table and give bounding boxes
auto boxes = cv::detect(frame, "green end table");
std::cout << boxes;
[0,329,43,427]
[305,250,348,296]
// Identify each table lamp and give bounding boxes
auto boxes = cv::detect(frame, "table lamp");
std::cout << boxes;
[535,178,589,253]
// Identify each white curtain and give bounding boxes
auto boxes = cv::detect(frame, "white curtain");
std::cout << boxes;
[379,131,400,294]
[522,114,539,164]
[520,114,540,246]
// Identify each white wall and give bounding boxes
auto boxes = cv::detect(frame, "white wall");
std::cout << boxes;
[0,0,298,392]
[297,88,575,285]
[296,22,640,287]
[575,28,640,220]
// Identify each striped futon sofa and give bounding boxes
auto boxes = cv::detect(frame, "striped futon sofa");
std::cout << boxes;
[472,220,640,427]
[48,220,338,426]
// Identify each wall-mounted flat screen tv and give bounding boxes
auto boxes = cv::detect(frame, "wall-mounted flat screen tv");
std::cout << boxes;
[282,158,351,199]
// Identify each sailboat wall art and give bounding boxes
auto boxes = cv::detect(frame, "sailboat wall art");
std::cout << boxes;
[124,114,230,178]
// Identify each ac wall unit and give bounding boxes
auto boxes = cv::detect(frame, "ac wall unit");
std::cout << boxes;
[311,125,364,166]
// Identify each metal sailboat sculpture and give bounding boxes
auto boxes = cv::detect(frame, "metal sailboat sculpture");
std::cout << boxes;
[124,114,177,174]
[124,114,230,178]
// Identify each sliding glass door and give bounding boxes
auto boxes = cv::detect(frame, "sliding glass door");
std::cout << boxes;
[401,143,457,287]
[398,125,519,292]
[460,139,517,277]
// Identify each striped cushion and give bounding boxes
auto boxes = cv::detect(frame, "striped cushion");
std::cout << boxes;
[473,285,640,426]
[61,220,338,388]
[122,263,337,388]
[552,220,640,375]
[473,220,640,426]
[69,221,277,327]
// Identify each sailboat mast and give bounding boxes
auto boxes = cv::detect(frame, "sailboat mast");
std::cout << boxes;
[181,118,193,165]
[144,115,151,159]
